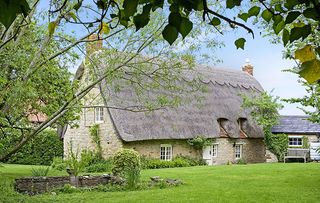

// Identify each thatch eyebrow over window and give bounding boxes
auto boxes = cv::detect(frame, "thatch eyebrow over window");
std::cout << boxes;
[217,118,229,137]
[238,118,248,138]
[238,118,247,129]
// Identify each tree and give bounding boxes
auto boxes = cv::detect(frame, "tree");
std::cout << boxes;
[0,2,220,161]
[242,92,288,161]
[0,20,80,160]
[1,0,319,83]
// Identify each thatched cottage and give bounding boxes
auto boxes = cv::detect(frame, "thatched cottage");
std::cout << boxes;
[64,37,266,165]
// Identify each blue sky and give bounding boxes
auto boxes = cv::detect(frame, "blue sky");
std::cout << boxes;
[213,29,307,115]
[38,1,308,115]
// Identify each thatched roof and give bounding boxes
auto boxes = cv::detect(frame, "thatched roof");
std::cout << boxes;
[103,65,264,142]
[272,115,320,134]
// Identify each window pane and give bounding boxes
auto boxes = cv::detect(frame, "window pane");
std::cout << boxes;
[288,137,302,146]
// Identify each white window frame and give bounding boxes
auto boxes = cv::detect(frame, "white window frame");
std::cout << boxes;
[212,144,218,158]
[95,107,104,123]
[288,136,303,147]
[160,144,172,161]
[235,144,243,159]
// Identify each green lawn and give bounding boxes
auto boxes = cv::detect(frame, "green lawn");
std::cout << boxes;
[1,163,320,203]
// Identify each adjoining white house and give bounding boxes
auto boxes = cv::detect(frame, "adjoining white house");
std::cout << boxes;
[272,115,320,161]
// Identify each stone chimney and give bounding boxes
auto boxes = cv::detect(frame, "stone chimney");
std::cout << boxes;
[242,58,253,76]
[86,34,102,55]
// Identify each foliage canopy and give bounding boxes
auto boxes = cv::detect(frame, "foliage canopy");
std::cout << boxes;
[1,0,320,82]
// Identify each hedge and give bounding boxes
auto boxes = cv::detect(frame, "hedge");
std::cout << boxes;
[7,129,63,165]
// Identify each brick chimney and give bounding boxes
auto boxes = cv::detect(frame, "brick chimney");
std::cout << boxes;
[86,34,102,55]
[242,58,253,76]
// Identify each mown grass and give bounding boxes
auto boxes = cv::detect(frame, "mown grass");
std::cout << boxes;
[1,163,320,203]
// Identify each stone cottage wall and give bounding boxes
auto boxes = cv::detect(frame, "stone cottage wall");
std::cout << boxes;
[211,138,265,165]
[64,87,123,159]
[124,138,266,165]
[242,138,266,163]
[124,139,199,159]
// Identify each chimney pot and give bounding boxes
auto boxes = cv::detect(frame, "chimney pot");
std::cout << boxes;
[242,58,253,76]
[86,34,102,55]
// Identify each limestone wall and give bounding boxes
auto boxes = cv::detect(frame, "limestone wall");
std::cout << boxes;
[15,175,120,195]
[124,138,266,165]
[124,139,199,159]
[63,87,123,159]
[210,138,265,165]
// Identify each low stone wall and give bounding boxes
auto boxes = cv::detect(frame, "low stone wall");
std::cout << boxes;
[15,174,121,195]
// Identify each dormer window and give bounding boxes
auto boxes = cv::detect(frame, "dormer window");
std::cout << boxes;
[238,118,248,138]
[217,118,229,137]
[95,107,104,123]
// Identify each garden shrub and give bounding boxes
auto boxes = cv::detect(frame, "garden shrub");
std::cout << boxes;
[7,129,63,165]
[52,151,112,173]
[265,133,288,161]
[174,155,207,166]
[31,166,50,176]
[112,149,141,188]
[172,157,191,167]
[51,157,67,171]
[84,160,112,173]
[302,136,310,149]
[141,155,207,169]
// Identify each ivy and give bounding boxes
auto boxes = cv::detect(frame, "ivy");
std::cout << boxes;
[187,135,212,157]
[187,135,212,150]
[265,133,288,161]
[242,92,286,161]
[89,124,102,158]
[302,136,310,149]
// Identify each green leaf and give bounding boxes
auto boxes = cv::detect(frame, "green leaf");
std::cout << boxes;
[133,3,152,31]
[110,14,117,18]
[0,0,30,29]
[210,17,221,26]
[284,0,300,9]
[133,14,150,31]
[67,12,77,22]
[234,38,246,49]
[248,6,260,17]
[99,22,110,35]
[289,25,311,42]
[299,59,320,83]
[74,1,82,11]
[261,9,273,22]
[96,0,106,9]
[282,29,289,46]
[238,13,249,22]
[273,15,283,25]
[151,0,164,11]
[123,0,139,17]
[295,45,316,63]
[226,0,241,9]
[285,11,300,24]
[48,21,57,37]
[273,20,285,35]
[169,12,181,28]
[275,4,284,12]
[303,8,320,21]
[162,24,178,45]
[178,17,193,39]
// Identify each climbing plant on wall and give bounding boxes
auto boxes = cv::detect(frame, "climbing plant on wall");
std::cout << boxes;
[89,124,102,158]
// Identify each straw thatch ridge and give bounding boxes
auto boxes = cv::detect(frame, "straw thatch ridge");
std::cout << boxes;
[103,65,264,142]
